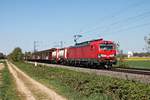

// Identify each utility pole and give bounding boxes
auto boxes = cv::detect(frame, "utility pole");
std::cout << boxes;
[34,41,38,53]
[60,41,63,48]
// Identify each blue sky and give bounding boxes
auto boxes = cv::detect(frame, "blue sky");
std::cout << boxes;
[0,0,150,54]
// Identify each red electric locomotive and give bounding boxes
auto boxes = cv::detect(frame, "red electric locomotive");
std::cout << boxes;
[65,38,117,68]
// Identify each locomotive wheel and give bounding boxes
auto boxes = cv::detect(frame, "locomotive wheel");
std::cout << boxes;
[104,64,112,69]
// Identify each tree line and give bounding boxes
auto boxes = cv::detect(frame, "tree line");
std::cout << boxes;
[0,52,5,59]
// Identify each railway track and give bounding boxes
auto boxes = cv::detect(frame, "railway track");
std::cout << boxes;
[27,61,150,84]
[110,68,150,76]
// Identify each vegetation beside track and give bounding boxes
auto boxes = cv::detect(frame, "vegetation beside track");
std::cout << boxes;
[125,57,150,61]
[124,60,150,69]
[116,58,150,69]
[14,61,150,100]
[0,61,20,100]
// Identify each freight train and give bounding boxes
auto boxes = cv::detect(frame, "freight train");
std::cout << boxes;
[26,38,117,68]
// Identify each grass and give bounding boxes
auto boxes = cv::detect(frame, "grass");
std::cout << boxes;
[116,58,150,69]
[14,61,150,100]
[0,61,20,100]
[125,57,150,61]
[125,60,150,69]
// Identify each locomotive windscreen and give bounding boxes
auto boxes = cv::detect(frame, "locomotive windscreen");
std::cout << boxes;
[100,44,113,50]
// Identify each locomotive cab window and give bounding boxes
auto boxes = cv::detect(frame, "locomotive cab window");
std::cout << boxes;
[100,44,113,50]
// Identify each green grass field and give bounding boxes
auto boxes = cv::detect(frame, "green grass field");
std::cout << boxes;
[117,57,150,69]
[13,61,150,100]
[0,61,20,100]
[125,60,150,69]
[125,57,150,61]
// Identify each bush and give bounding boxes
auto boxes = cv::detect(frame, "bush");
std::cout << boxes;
[8,47,23,62]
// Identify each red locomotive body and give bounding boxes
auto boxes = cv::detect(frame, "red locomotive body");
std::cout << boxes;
[66,39,117,68]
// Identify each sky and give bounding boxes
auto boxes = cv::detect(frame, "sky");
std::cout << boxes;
[0,0,150,54]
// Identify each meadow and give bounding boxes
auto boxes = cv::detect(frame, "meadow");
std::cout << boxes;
[14,61,150,100]
[117,57,150,69]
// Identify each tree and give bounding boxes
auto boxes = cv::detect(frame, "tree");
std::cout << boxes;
[144,34,150,52]
[8,47,23,61]
[0,52,5,59]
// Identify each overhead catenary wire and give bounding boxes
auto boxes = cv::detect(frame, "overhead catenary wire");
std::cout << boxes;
[110,22,150,33]
[84,11,150,35]
[89,22,150,39]
[80,10,150,40]
[99,11,150,33]
[78,0,146,35]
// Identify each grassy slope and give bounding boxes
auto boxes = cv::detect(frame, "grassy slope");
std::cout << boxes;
[14,62,111,100]
[14,61,150,100]
[0,61,20,100]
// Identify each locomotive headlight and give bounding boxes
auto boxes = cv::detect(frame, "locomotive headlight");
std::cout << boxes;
[109,54,114,57]
[98,54,101,58]
[101,54,107,57]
